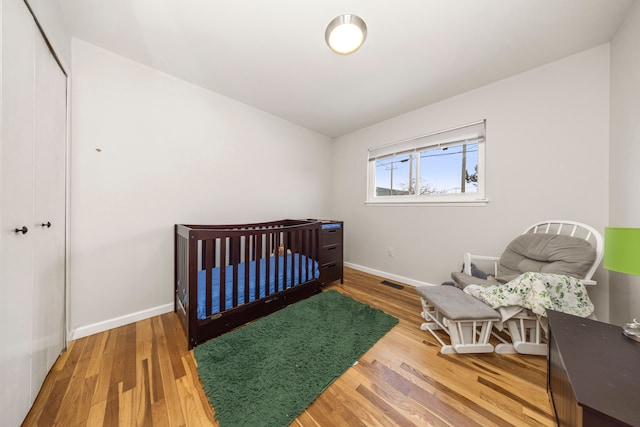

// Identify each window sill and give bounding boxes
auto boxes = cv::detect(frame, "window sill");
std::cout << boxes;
[365,198,489,207]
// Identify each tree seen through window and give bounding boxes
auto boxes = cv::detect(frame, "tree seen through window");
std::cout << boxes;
[375,142,478,196]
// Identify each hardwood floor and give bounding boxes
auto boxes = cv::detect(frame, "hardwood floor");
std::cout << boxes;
[24,268,556,426]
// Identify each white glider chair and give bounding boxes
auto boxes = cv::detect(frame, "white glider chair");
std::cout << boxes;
[450,220,604,355]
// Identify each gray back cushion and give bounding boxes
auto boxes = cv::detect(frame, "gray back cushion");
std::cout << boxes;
[497,233,596,282]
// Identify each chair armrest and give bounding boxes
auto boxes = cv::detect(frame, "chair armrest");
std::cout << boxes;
[463,253,500,276]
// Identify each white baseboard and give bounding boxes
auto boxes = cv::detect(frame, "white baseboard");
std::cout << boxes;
[344,262,437,288]
[68,264,433,341]
[69,303,174,341]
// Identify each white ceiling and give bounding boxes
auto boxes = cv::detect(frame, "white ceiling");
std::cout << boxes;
[58,0,635,138]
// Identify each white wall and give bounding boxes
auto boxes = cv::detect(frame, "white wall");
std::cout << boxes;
[609,0,640,326]
[69,39,333,338]
[332,45,611,319]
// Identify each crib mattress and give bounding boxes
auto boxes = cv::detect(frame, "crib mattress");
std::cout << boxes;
[197,253,319,320]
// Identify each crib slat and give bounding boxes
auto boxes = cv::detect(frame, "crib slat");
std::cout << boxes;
[255,233,262,301]
[231,236,239,308]
[219,238,226,313]
[308,229,313,281]
[308,228,314,280]
[244,235,250,305]
[282,231,288,290]
[297,229,303,284]
[201,237,216,271]
[315,228,320,278]
[265,233,272,297]
[307,229,312,280]
[275,232,282,293]
[287,230,291,288]
[204,239,213,318]
[311,228,317,279]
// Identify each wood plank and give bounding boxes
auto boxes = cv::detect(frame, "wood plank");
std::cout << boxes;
[23,267,556,426]
[69,374,99,425]
[50,335,97,426]
[91,333,116,406]
[102,382,120,426]
[152,316,187,425]
[86,399,108,427]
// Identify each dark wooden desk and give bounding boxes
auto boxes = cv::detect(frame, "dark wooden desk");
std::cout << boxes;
[547,310,640,426]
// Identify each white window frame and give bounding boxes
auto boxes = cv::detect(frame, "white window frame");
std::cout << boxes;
[366,120,487,206]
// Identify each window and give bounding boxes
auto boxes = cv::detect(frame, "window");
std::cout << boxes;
[367,120,486,205]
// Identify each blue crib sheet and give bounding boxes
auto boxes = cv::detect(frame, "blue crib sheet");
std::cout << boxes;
[197,253,319,320]
[321,222,341,229]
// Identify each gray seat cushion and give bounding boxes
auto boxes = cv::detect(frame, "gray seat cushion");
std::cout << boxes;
[417,285,500,321]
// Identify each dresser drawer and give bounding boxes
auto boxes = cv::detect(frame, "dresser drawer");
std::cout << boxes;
[320,261,343,284]
[320,226,342,246]
[319,244,342,264]
[317,221,343,285]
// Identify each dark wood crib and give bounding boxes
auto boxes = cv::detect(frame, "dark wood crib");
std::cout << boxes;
[174,219,323,348]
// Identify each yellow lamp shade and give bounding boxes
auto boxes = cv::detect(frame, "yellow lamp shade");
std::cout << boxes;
[604,227,640,276]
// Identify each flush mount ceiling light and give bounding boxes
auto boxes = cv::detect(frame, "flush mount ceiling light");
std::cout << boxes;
[325,14,367,55]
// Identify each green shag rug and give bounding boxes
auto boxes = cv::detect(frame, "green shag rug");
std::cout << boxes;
[194,290,398,427]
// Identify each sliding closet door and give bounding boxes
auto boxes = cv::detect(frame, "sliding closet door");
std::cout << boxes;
[1,0,67,425]
[0,0,37,425]
[32,19,67,394]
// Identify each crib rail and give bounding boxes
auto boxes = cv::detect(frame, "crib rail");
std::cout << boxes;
[175,219,321,347]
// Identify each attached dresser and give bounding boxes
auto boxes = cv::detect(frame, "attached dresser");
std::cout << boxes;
[318,220,344,285]
[547,310,640,427]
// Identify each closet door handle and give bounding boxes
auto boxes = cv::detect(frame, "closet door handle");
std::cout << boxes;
[14,226,28,234]
[41,221,51,228]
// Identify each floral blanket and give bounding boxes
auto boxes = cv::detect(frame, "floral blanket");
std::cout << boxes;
[463,272,594,321]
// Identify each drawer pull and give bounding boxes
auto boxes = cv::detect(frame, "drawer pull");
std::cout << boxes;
[327,246,337,251]
[325,262,336,268]
[327,229,337,234]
